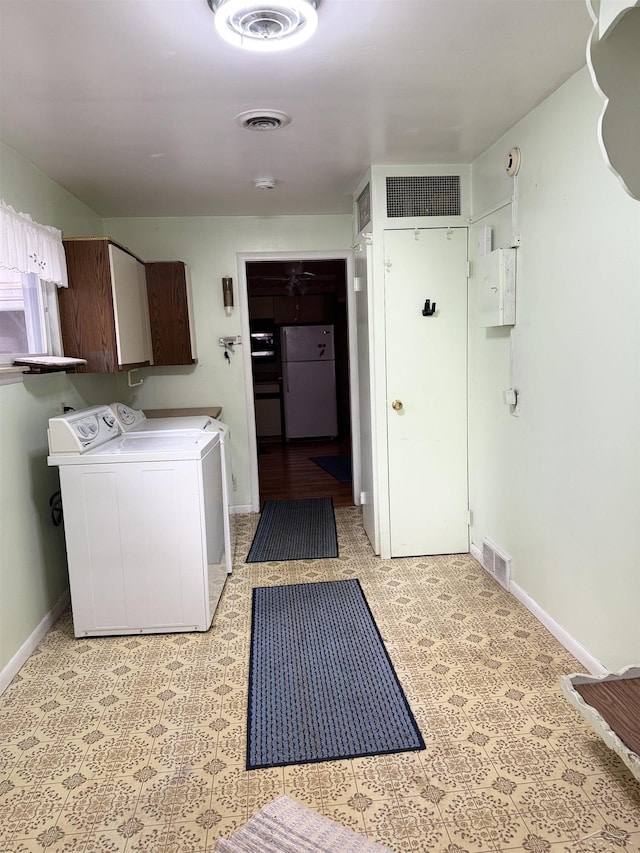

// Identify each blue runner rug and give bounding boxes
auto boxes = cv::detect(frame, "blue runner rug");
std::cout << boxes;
[246,498,338,563]
[247,579,425,769]
[309,454,352,483]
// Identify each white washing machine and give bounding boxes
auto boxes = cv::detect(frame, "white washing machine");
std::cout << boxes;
[48,406,228,637]
[108,403,235,572]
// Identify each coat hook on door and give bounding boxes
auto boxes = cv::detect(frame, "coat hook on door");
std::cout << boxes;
[422,299,437,316]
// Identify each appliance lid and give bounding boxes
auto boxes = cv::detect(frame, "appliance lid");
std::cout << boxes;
[48,429,219,466]
[124,416,215,432]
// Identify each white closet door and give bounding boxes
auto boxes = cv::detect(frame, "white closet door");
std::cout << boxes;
[384,227,469,557]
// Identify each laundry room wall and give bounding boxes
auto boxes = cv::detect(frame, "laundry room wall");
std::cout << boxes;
[468,67,640,672]
[102,214,354,510]
[0,142,125,679]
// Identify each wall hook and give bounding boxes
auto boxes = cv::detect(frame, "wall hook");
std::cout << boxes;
[422,299,437,316]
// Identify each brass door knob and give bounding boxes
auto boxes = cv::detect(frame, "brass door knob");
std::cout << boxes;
[391,399,403,411]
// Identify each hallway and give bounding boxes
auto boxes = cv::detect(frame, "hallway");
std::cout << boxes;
[0,509,638,851]
[257,437,353,508]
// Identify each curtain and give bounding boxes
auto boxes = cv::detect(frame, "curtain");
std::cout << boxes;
[0,199,68,287]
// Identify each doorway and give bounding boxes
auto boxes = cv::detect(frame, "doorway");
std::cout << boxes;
[239,254,358,510]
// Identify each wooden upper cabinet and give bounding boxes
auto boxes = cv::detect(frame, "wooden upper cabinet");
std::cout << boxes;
[60,238,152,373]
[273,293,330,324]
[145,261,197,366]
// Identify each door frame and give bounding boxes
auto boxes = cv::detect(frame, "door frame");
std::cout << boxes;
[236,250,360,512]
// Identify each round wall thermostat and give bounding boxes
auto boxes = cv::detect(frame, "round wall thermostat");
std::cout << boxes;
[505,147,521,176]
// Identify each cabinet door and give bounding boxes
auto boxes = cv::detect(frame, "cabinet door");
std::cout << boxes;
[60,239,119,372]
[273,295,299,324]
[249,296,274,319]
[146,262,197,365]
[109,245,153,368]
[61,239,152,372]
[299,294,327,323]
[273,294,329,324]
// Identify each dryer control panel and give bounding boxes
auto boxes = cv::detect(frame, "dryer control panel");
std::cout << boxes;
[48,406,122,455]
[108,402,147,431]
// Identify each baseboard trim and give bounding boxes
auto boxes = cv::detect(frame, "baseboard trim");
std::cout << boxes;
[470,542,483,564]
[469,545,606,677]
[0,590,70,696]
[230,504,252,515]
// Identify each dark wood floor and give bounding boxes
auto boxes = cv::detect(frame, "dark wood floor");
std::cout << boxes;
[257,437,353,509]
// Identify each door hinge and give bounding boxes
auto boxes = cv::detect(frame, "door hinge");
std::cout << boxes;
[467,509,473,525]
[353,276,364,293]
[466,261,471,278]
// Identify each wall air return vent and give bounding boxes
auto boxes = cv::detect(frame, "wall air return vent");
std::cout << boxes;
[386,175,461,218]
[481,538,512,591]
[356,183,371,233]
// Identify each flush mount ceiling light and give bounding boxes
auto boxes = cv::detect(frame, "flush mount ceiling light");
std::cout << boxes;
[208,0,319,52]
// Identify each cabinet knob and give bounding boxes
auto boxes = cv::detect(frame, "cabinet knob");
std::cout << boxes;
[391,399,403,411]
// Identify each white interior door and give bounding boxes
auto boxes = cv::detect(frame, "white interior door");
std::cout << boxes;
[384,228,468,557]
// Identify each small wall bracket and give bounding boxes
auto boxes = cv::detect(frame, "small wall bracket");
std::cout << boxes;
[127,369,143,388]
[422,299,437,316]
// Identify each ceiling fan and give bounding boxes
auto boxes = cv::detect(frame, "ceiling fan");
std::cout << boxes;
[262,262,317,295]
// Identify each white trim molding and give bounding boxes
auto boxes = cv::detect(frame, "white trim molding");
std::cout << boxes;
[0,591,70,696]
[470,544,607,677]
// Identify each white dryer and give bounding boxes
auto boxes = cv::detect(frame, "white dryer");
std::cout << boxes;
[48,406,228,637]
[108,402,216,433]
[108,403,235,572]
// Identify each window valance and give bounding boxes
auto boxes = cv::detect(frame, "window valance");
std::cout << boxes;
[0,199,68,287]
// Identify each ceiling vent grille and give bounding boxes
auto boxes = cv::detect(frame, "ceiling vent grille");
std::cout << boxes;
[235,110,292,131]
[356,183,371,233]
[386,175,461,218]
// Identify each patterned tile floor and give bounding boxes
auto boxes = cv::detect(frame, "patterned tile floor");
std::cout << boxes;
[1,507,639,852]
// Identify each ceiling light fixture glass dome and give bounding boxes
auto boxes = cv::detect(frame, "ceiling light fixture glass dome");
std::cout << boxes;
[208,0,319,52]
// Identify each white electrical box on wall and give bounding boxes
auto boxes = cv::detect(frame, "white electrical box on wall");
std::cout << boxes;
[476,247,517,327]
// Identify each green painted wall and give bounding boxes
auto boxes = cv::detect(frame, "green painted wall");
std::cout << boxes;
[3,65,639,680]
[0,142,122,673]
[469,68,640,670]
[102,215,354,508]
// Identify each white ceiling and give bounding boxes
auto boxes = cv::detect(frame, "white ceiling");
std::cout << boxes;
[0,0,592,218]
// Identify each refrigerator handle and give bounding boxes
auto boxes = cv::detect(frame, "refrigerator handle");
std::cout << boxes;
[281,328,288,363]
[282,363,290,393]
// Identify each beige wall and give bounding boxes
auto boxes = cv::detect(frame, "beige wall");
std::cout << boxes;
[468,68,640,670]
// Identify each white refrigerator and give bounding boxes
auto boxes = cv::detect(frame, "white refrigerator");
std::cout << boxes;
[280,325,338,439]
